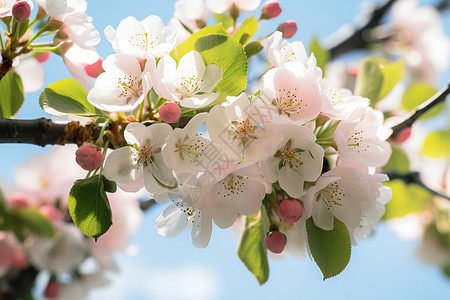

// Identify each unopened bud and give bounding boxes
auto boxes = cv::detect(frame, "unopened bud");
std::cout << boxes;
[395,127,412,144]
[44,279,59,299]
[159,102,181,123]
[75,144,105,171]
[9,193,29,209]
[12,0,32,22]
[33,52,51,63]
[39,205,63,223]
[261,1,282,19]
[278,199,303,223]
[84,58,104,78]
[264,231,286,254]
[12,252,27,268]
[277,20,297,38]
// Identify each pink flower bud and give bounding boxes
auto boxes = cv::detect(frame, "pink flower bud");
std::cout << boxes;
[278,199,303,223]
[264,231,286,254]
[12,0,32,22]
[261,1,282,19]
[9,193,29,209]
[75,144,105,171]
[395,127,412,144]
[45,279,59,299]
[277,20,297,38]
[12,252,27,269]
[39,205,63,223]
[159,102,181,123]
[84,58,104,78]
[33,52,51,63]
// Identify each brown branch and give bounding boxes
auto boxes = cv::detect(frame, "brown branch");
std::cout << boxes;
[0,117,102,147]
[390,82,450,136]
[387,171,450,201]
[327,0,397,59]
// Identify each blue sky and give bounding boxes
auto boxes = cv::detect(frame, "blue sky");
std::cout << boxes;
[1,0,450,299]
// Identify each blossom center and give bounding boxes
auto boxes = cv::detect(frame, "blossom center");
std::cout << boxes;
[231,119,257,144]
[274,139,306,169]
[133,139,160,166]
[218,175,246,197]
[178,75,200,98]
[117,75,142,103]
[175,135,205,163]
[272,88,305,117]
[128,32,158,52]
[281,47,297,63]
[316,181,345,209]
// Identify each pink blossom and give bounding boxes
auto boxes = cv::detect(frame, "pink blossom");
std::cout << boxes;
[264,231,286,254]
[261,1,281,19]
[75,144,105,171]
[278,199,303,224]
[277,20,297,38]
[159,102,181,123]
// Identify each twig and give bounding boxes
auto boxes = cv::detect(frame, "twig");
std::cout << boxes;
[0,118,101,147]
[387,171,450,201]
[390,82,450,136]
[326,0,397,59]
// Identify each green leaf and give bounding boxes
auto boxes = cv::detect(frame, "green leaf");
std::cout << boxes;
[68,175,113,239]
[382,180,433,220]
[309,38,330,73]
[171,24,248,97]
[213,13,234,29]
[244,40,264,58]
[383,145,410,174]
[354,57,383,105]
[39,78,108,118]
[237,209,270,285]
[378,59,404,100]
[233,17,257,46]
[306,217,351,280]
[12,208,55,237]
[421,130,450,158]
[401,82,440,120]
[0,71,24,118]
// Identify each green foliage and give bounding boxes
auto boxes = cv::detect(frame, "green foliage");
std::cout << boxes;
[383,180,433,220]
[68,175,116,239]
[237,208,270,285]
[171,24,248,97]
[213,13,234,29]
[12,208,56,238]
[354,57,383,104]
[306,217,351,280]
[309,38,330,73]
[39,78,108,118]
[421,130,450,158]
[0,71,24,118]
[378,59,404,100]
[383,145,410,174]
[233,17,257,46]
[401,82,441,120]
[244,40,263,58]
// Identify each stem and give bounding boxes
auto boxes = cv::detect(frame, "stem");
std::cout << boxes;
[390,82,450,136]
[21,24,51,49]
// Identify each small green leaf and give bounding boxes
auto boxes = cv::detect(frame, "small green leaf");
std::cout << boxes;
[309,38,330,73]
[233,17,257,46]
[354,57,383,105]
[244,40,263,58]
[213,13,234,29]
[0,71,24,118]
[378,59,404,100]
[306,217,351,280]
[401,82,440,120]
[39,78,108,118]
[68,175,113,239]
[421,130,450,158]
[237,209,270,285]
[383,145,410,174]
[382,180,433,220]
[171,24,248,97]
[12,208,55,237]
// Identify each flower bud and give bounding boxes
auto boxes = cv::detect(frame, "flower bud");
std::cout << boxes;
[33,52,51,63]
[12,252,27,268]
[264,231,286,254]
[261,1,282,19]
[44,279,59,299]
[9,193,29,209]
[39,205,63,223]
[277,20,297,38]
[278,199,303,223]
[75,144,105,171]
[84,58,104,78]
[159,102,181,123]
[12,0,32,22]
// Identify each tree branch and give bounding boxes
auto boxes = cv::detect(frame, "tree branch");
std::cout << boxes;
[387,171,450,201]
[0,118,102,147]
[327,0,397,59]
[390,82,450,136]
